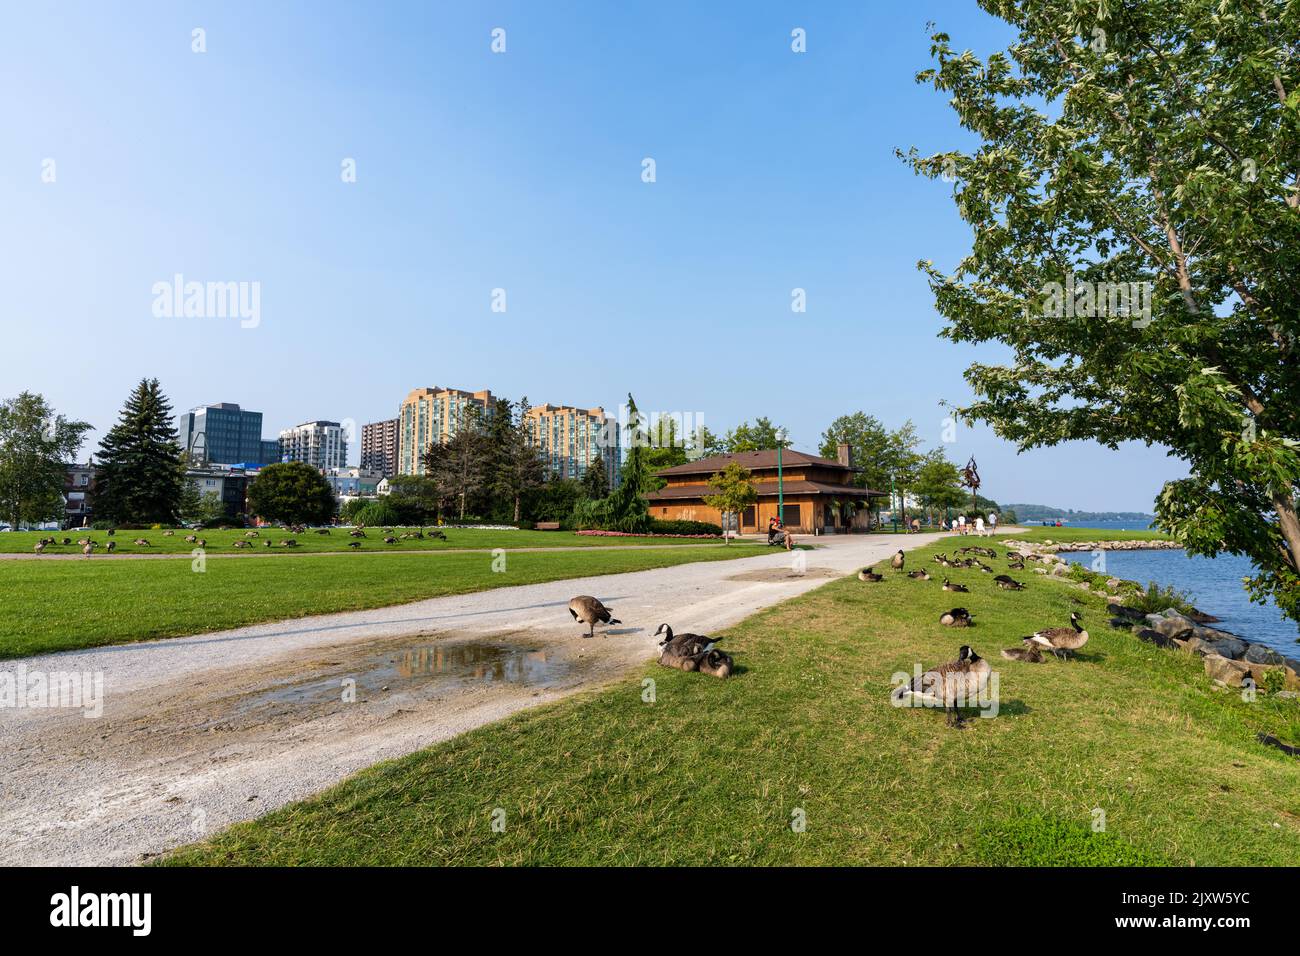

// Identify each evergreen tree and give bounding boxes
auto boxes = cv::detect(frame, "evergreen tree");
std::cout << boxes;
[580,457,610,500]
[95,379,184,524]
[606,393,653,532]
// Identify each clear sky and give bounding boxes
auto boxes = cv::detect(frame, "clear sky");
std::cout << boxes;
[1,0,1184,511]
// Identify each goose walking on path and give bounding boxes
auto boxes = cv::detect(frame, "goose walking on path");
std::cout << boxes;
[1028,612,1090,659]
[569,595,622,638]
[891,645,991,728]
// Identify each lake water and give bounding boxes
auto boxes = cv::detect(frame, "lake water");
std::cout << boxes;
[1060,546,1298,657]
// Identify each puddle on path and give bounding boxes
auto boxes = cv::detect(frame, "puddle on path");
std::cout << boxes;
[232,639,577,716]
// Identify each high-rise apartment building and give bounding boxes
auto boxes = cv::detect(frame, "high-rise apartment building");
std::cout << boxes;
[396,387,494,475]
[279,420,348,471]
[524,404,620,486]
[360,418,399,477]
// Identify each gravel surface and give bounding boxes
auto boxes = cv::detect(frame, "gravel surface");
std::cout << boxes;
[1,533,947,865]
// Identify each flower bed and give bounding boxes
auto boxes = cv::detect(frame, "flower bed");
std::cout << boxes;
[575,529,721,539]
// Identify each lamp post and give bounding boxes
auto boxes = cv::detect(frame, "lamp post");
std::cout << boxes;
[776,427,789,529]
[890,473,898,534]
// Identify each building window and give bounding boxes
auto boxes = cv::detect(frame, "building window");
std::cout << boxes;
[782,504,800,527]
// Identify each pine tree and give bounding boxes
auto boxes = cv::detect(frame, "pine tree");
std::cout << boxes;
[606,393,652,532]
[95,379,184,524]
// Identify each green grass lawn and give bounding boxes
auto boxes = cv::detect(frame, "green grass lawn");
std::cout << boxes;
[0,526,729,555]
[0,544,770,659]
[163,538,1300,866]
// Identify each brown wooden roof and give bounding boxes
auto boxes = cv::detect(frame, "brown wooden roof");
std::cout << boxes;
[646,479,885,501]
[654,449,854,476]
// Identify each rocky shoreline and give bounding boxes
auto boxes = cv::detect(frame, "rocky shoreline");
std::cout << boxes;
[1002,538,1300,696]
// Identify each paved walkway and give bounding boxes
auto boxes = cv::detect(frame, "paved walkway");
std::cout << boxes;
[1,532,946,865]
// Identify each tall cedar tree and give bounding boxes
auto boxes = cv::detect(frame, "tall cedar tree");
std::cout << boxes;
[606,393,653,532]
[904,0,1300,621]
[425,406,490,520]
[0,392,91,530]
[487,396,545,524]
[95,379,184,524]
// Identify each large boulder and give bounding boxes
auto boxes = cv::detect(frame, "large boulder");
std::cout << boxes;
[1189,629,1247,660]
[1204,655,1252,687]
[1243,644,1285,666]
[1135,627,1176,649]
[1152,616,1196,641]
[1108,602,1146,623]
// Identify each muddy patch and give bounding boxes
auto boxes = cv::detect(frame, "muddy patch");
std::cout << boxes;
[725,567,841,583]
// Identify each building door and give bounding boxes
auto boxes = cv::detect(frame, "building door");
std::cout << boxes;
[741,506,756,530]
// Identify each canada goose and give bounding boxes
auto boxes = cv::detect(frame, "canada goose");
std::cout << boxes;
[77,538,89,547]
[162,529,173,536]
[891,645,991,728]
[1000,641,1043,663]
[939,607,973,627]
[81,541,94,557]
[383,536,397,544]
[428,529,447,541]
[906,569,932,580]
[105,541,116,553]
[1028,612,1090,659]
[185,535,198,544]
[232,540,250,548]
[34,541,46,554]
[1008,559,1025,571]
[941,578,969,593]
[654,624,717,657]
[975,561,994,573]
[62,537,71,545]
[349,529,366,538]
[858,567,884,582]
[569,595,621,638]
[264,540,273,547]
[891,549,905,570]
[696,649,734,679]
[245,530,260,537]
[993,574,1026,591]
[347,541,361,549]
[133,538,150,546]
[316,528,330,534]
[106,528,115,536]
[932,553,947,565]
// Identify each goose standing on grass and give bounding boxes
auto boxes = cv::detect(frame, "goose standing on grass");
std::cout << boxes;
[1028,612,1089,659]
[569,595,622,638]
[858,567,884,582]
[941,578,969,593]
[891,549,905,570]
[891,645,991,728]
[34,541,47,554]
[939,607,973,627]
[993,574,1026,591]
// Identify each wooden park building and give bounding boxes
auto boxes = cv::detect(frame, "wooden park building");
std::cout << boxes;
[646,444,887,534]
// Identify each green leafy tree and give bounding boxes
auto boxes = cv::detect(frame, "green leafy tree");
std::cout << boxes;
[644,416,689,476]
[913,450,968,526]
[246,461,336,525]
[880,421,924,527]
[689,424,727,458]
[904,1,1300,621]
[703,462,758,545]
[725,417,790,453]
[95,379,184,524]
[819,412,892,491]
[384,475,443,524]
[0,392,91,530]
[580,457,610,500]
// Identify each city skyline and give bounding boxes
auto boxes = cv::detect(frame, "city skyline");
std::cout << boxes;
[2,0,1185,510]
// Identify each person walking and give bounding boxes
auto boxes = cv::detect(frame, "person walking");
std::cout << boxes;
[975,515,985,535]
[957,514,966,535]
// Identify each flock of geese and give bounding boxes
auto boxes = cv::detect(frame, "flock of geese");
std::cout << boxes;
[866,545,1091,728]
[566,595,734,679]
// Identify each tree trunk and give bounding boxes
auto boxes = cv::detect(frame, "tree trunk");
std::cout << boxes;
[513,494,521,524]
[1272,491,1300,575]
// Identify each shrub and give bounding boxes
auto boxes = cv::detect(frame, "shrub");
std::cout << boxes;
[246,462,337,525]
[1125,581,1198,617]
[649,518,723,536]
[353,498,402,527]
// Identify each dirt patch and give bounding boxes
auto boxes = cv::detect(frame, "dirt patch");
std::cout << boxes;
[724,567,842,584]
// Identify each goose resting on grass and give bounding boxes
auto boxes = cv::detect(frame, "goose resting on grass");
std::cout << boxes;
[1000,642,1043,663]
[891,645,991,728]
[939,607,973,627]
[993,574,1026,591]
[569,595,622,638]
[941,578,969,593]
[891,549,905,570]
[1028,612,1089,659]
[858,567,884,582]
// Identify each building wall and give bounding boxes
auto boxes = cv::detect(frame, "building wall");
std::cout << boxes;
[177,403,275,465]
[524,404,619,486]
[279,421,347,471]
[397,387,494,475]
[361,418,399,476]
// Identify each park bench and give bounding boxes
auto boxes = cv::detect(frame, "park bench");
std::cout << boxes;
[535,521,561,531]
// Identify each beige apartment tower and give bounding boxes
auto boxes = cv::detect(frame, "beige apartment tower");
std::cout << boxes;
[397,386,494,475]
[524,404,620,486]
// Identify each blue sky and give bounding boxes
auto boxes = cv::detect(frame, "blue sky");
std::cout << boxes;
[0,0,1184,511]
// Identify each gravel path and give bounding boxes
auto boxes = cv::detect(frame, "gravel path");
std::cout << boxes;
[1,533,947,865]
